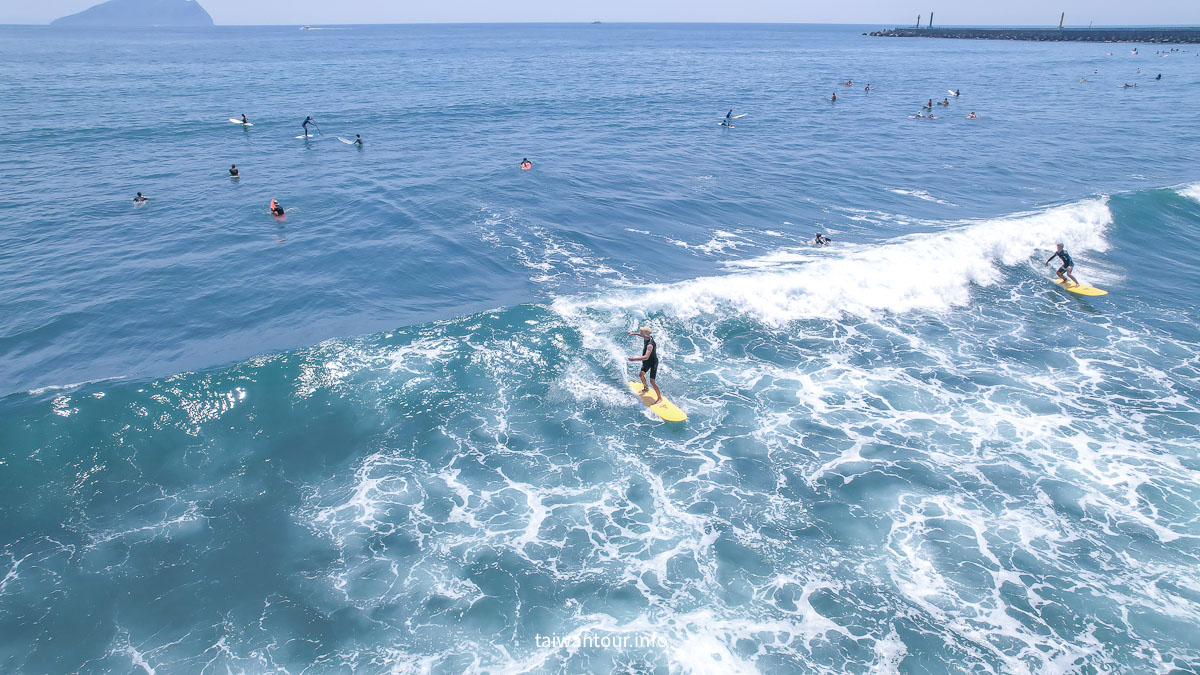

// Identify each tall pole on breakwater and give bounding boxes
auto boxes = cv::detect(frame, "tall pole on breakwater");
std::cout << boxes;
[929,12,934,28]
[1059,12,1064,29]
[916,14,921,29]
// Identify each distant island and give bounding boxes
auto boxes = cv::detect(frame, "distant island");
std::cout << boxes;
[51,0,214,27]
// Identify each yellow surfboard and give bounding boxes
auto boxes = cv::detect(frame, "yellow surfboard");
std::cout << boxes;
[628,381,687,422]
[1052,278,1108,296]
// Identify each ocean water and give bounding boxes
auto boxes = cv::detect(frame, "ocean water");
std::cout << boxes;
[1,23,1200,673]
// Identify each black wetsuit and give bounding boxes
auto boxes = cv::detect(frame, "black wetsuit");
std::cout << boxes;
[1051,250,1074,273]
[230,167,239,177]
[640,338,659,379]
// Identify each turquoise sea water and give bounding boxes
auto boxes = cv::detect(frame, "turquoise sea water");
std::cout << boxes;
[2,23,1200,673]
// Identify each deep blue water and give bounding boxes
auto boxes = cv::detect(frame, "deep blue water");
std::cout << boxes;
[2,23,1200,673]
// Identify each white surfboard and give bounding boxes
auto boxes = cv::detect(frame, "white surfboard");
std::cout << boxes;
[295,135,318,139]
[230,118,253,126]
[947,89,958,96]
[338,137,356,145]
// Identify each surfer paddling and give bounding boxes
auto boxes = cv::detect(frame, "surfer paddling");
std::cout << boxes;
[1045,243,1079,287]
[627,326,661,404]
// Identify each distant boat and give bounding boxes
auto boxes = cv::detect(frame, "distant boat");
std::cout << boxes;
[300,25,311,30]
[591,21,601,24]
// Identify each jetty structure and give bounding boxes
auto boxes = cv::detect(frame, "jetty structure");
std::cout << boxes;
[869,14,1200,43]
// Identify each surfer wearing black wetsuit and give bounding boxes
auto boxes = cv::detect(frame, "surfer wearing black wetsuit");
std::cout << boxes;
[813,233,832,247]
[1045,243,1078,287]
[627,326,661,404]
[241,114,249,124]
[230,164,239,177]
[302,116,315,138]
[133,192,147,203]
[354,134,362,146]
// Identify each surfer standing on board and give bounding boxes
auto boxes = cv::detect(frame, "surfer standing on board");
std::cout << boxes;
[302,116,316,138]
[627,326,661,404]
[1045,243,1079,287]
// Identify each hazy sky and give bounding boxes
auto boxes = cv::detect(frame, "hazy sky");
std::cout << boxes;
[6,0,1200,27]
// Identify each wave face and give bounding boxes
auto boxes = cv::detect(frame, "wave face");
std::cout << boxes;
[4,190,1200,672]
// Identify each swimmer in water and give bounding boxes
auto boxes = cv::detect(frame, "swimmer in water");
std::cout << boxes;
[966,112,977,119]
[864,83,871,91]
[923,99,933,109]
[1045,243,1079,288]
[133,192,148,203]
[229,164,239,177]
[520,158,532,170]
[353,134,363,146]
[813,233,832,246]
[831,92,836,102]
[240,114,249,125]
[940,97,950,106]
[954,89,961,96]
[270,199,285,216]
[1156,73,1162,80]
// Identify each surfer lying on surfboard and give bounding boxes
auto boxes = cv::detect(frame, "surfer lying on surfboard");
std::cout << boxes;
[1045,243,1079,287]
[627,326,661,404]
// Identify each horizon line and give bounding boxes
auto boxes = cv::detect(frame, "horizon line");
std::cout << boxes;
[10,20,1200,28]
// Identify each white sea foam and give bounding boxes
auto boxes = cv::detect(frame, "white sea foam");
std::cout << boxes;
[887,187,955,205]
[1176,181,1200,204]
[556,199,1113,326]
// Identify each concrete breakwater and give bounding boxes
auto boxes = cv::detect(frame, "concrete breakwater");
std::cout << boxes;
[868,27,1200,44]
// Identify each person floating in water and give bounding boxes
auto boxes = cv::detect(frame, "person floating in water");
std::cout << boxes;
[813,233,832,246]
[132,192,148,203]
[270,199,285,217]
[353,134,363,146]
[1156,73,1162,80]
[301,116,316,138]
[923,99,933,109]
[864,83,871,91]
[830,93,837,102]
[954,89,960,96]
[1122,83,1138,88]
[1045,243,1078,288]
[240,114,249,125]
[939,97,950,106]
[843,80,853,86]
[966,112,977,119]
[229,164,239,177]
[520,158,532,170]
[627,326,661,404]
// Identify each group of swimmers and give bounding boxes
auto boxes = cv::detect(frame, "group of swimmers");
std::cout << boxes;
[827,85,977,119]
[137,118,533,216]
